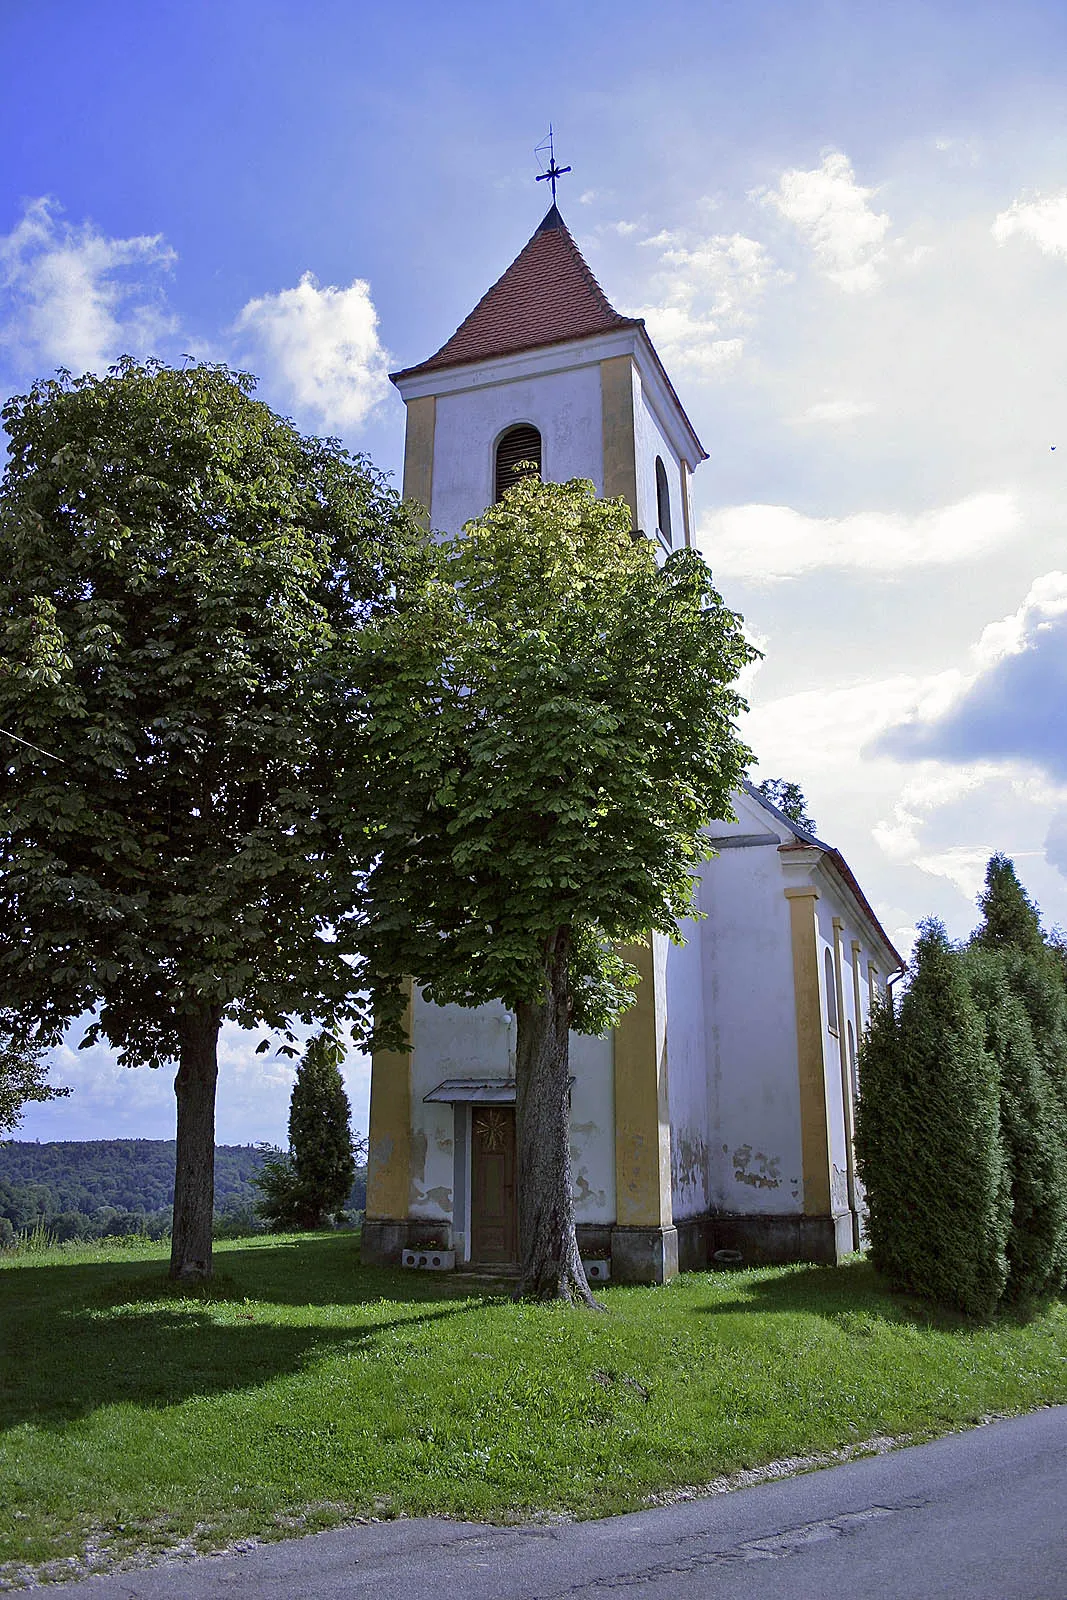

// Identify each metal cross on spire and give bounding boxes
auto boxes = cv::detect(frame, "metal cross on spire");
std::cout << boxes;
[535,125,571,203]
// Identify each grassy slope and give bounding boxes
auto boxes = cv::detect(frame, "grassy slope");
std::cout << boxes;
[1,1233,1065,1585]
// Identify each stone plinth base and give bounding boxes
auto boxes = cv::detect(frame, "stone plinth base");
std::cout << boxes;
[610,1224,679,1284]
[360,1218,448,1266]
[675,1216,710,1272]
[709,1211,853,1266]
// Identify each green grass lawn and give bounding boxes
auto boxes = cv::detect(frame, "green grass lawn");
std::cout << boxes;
[2,1232,1065,1587]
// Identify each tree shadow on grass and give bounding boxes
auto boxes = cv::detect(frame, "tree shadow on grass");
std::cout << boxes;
[0,1235,501,1432]
[689,1258,1003,1335]
[0,1292,483,1432]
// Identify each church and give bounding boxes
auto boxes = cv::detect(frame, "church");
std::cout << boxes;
[361,200,902,1284]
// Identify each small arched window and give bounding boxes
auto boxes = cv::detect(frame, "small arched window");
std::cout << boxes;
[825,948,839,1033]
[655,456,672,545]
[495,424,542,502]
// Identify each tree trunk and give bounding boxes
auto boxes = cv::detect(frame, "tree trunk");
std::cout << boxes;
[515,929,601,1307]
[169,1002,222,1281]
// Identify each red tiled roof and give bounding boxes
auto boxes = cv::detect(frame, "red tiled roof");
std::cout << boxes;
[391,206,641,381]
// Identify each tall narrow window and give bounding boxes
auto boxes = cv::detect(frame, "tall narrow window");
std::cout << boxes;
[655,456,672,545]
[825,948,839,1033]
[495,424,541,501]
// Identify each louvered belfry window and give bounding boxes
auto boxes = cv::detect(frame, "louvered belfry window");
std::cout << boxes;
[495,424,542,502]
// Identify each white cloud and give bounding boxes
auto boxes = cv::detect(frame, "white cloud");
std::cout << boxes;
[933,136,980,167]
[19,1018,371,1145]
[795,397,875,425]
[697,490,1021,581]
[235,271,391,431]
[0,196,176,376]
[1046,810,1067,878]
[992,190,1067,259]
[909,846,993,900]
[879,571,1067,781]
[626,227,780,375]
[759,151,890,292]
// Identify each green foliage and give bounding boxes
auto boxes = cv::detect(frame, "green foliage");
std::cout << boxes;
[357,475,754,1038]
[0,1139,317,1241]
[0,1015,69,1134]
[2,1236,1066,1582]
[964,947,1067,1301]
[973,852,1046,959]
[255,1033,360,1230]
[755,777,816,834]
[0,358,420,1067]
[966,853,1067,1300]
[856,920,1009,1317]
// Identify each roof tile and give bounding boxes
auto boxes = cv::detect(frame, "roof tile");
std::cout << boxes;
[391,206,640,381]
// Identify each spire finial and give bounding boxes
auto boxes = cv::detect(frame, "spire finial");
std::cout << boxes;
[535,125,571,204]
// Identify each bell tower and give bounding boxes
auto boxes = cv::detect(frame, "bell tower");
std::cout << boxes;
[366,202,708,1284]
[389,205,706,551]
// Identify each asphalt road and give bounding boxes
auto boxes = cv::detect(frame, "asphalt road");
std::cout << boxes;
[47,1407,1067,1599]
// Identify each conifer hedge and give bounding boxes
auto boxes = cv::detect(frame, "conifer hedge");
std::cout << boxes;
[855,920,1008,1316]
[857,856,1067,1315]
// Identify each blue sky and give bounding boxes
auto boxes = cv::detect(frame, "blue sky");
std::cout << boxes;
[5,0,1066,1143]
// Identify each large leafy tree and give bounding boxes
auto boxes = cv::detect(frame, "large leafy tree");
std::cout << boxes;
[360,476,754,1304]
[0,359,418,1279]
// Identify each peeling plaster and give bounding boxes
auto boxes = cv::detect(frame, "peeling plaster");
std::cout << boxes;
[573,1170,607,1212]
[673,1135,708,1194]
[409,1128,428,1191]
[418,1185,453,1214]
[831,1164,850,1213]
[732,1143,782,1190]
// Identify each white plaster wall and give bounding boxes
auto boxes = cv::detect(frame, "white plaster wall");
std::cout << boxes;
[408,990,615,1226]
[431,364,604,534]
[632,368,684,550]
[665,915,710,1220]
[408,993,512,1222]
[698,800,805,1216]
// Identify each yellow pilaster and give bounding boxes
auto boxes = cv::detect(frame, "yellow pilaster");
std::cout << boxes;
[402,396,436,527]
[600,356,638,526]
[613,938,672,1227]
[833,917,858,1222]
[785,887,832,1216]
[867,962,879,1011]
[365,978,414,1220]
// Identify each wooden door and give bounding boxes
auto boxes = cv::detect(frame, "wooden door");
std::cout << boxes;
[470,1106,517,1265]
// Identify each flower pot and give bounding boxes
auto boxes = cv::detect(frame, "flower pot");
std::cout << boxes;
[402,1247,455,1271]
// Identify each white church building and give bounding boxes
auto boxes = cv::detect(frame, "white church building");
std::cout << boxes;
[361,203,902,1283]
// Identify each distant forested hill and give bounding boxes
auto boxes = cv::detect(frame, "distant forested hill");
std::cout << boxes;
[0,1140,366,1243]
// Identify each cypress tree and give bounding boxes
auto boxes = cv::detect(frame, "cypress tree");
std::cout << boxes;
[965,947,1066,1300]
[855,920,1009,1316]
[255,1032,356,1230]
[969,854,1067,1296]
